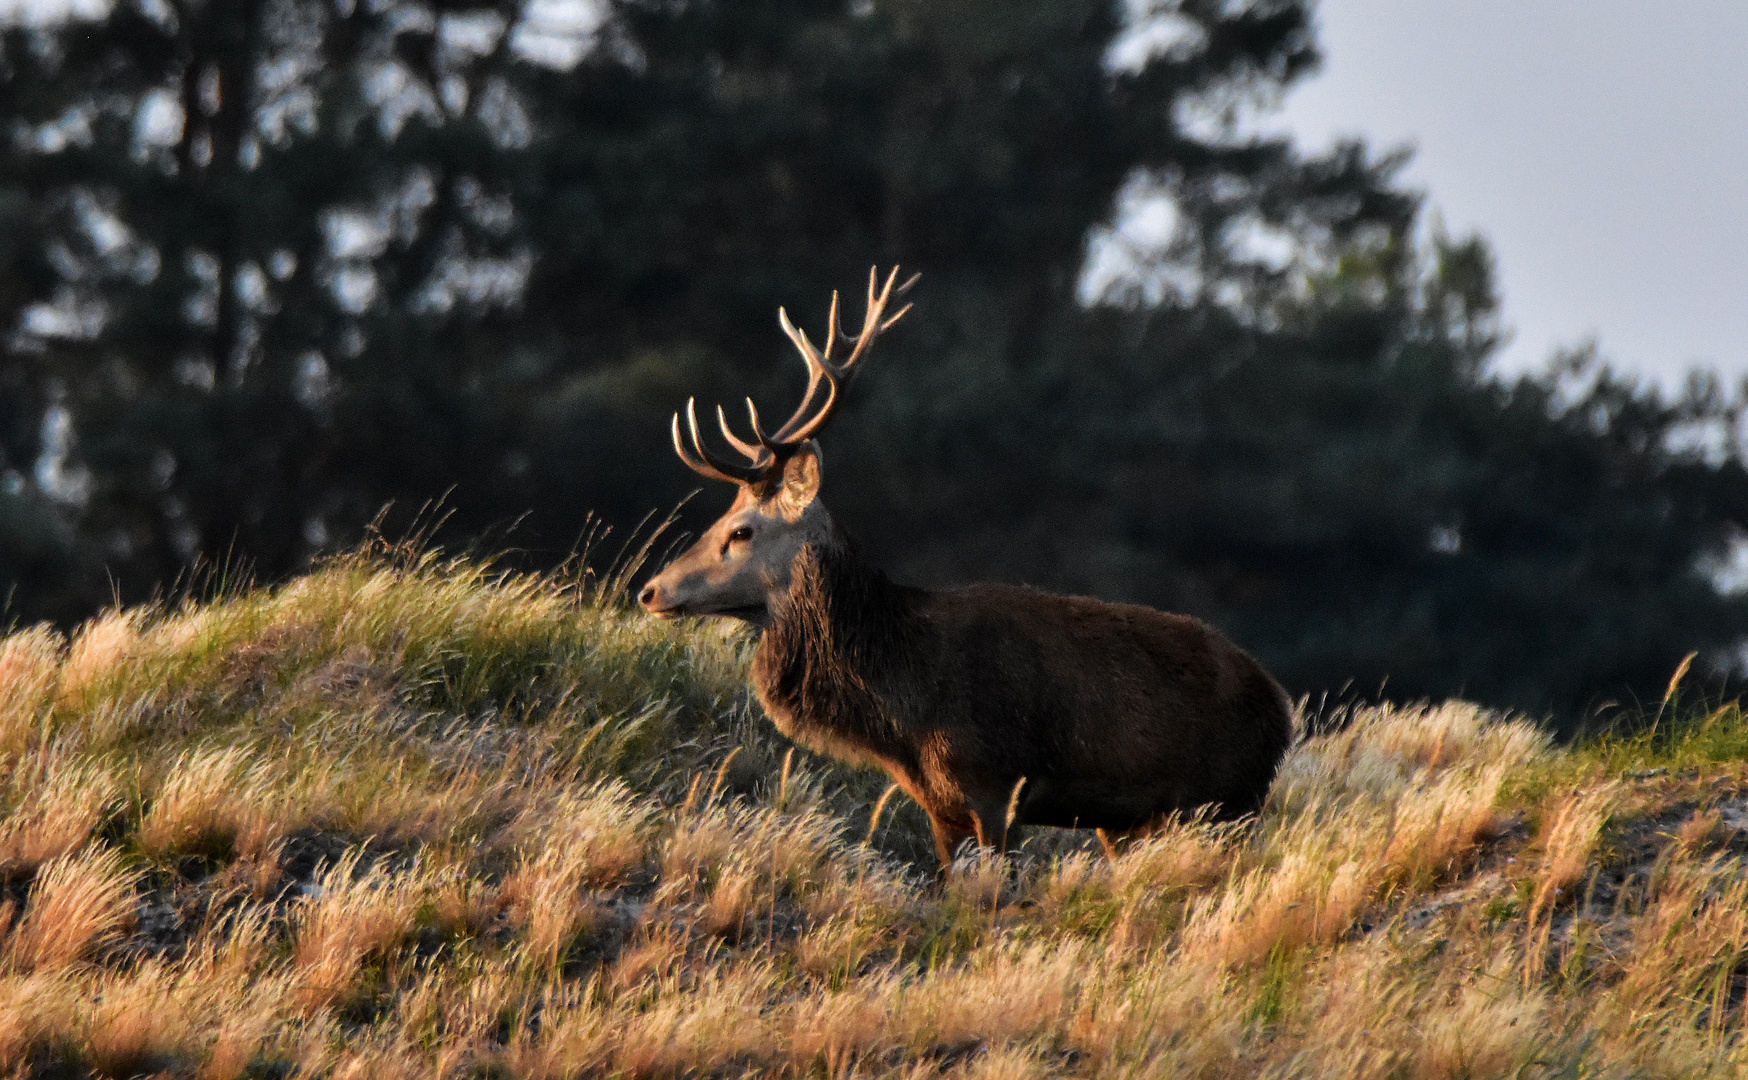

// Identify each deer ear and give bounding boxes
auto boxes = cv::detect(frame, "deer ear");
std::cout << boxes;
[777,443,823,520]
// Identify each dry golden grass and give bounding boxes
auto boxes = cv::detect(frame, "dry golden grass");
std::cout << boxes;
[5,550,1748,1076]
[56,611,142,706]
[1528,781,1620,925]
[512,779,656,888]
[137,744,265,861]
[4,848,136,974]
[0,626,61,759]
[289,851,426,1013]
[199,1024,260,1080]
[0,748,117,879]
[1676,805,1726,854]
[500,845,601,969]
[84,962,196,1078]
[0,972,78,1070]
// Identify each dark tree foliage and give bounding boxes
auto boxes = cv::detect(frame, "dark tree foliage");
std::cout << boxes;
[2,0,1745,725]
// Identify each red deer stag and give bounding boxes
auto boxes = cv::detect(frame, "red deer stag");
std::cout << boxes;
[639,267,1293,864]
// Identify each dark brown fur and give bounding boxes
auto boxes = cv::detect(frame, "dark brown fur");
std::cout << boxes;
[751,532,1293,864]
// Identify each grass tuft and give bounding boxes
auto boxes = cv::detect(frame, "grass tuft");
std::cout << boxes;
[4,848,136,974]
[0,626,61,759]
[0,747,117,879]
[290,850,425,1013]
[137,744,264,861]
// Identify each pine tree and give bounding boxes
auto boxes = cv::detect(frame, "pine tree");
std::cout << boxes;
[1,0,538,607]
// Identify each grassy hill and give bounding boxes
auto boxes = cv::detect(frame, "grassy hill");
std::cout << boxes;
[1,542,1745,1078]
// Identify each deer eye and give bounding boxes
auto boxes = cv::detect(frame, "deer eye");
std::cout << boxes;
[721,525,754,557]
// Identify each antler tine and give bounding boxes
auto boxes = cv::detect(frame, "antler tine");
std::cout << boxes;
[689,399,757,479]
[766,265,917,446]
[821,289,841,362]
[772,305,832,441]
[878,300,914,333]
[744,396,783,452]
[714,403,765,463]
[870,272,921,335]
[676,399,763,485]
[672,410,742,485]
[771,370,839,446]
[666,266,916,477]
[832,265,885,348]
[778,306,827,374]
[831,264,909,373]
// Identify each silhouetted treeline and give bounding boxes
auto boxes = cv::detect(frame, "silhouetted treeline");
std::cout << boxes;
[3,0,1746,727]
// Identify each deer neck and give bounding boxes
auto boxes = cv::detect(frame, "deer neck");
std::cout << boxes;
[750,531,923,760]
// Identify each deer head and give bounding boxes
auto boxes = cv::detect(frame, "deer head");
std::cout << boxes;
[638,266,916,624]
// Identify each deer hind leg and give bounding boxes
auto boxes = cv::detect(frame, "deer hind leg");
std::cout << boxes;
[1097,815,1170,862]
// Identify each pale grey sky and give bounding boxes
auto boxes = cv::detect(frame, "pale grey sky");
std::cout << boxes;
[1274,0,1748,394]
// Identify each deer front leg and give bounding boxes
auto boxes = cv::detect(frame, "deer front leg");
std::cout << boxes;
[929,812,977,869]
[969,798,1023,855]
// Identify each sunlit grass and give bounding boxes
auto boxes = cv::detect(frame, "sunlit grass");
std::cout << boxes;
[0,542,1744,1075]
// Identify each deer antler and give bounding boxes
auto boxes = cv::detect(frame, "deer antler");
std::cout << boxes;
[671,399,765,485]
[670,265,918,485]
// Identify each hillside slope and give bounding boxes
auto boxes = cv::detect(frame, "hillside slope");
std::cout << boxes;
[0,546,1745,1078]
